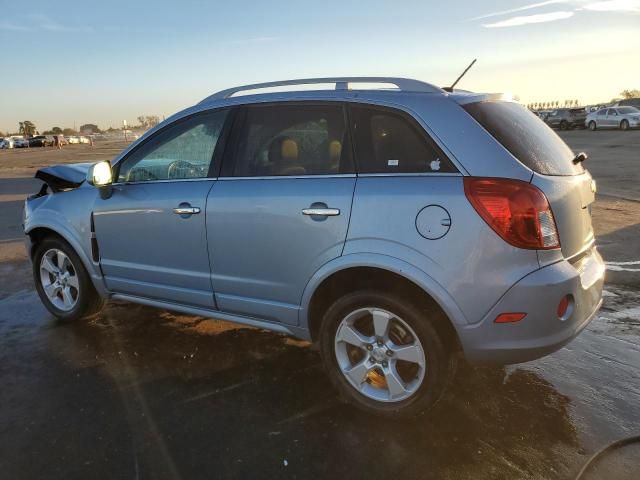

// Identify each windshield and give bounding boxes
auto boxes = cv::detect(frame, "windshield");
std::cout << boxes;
[463,101,584,176]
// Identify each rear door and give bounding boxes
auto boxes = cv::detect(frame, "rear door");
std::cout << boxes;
[206,102,356,325]
[94,109,230,308]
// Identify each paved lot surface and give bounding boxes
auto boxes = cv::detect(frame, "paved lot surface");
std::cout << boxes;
[0,132,638,479]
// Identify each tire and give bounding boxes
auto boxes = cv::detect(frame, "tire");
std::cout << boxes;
[589,121,597,131]
[319,290,454,417]
[559,120,569,130]
[33,236,104,321]
[620,120,629,131]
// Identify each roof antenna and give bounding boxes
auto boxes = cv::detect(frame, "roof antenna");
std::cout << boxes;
[443,58,477,92]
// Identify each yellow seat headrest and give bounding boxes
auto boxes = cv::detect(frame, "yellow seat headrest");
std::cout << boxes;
[329,140,342,162]
[281,138,298,161]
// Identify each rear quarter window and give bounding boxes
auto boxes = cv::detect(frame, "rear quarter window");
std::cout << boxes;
[463,101,583,176]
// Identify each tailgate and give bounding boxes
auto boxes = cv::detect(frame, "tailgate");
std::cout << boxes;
[531,171,595,258]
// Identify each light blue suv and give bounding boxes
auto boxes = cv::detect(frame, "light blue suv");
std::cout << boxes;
[24,77,605,416]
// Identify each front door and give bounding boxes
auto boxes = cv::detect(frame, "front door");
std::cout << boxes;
[605,108,619,128]
[94,108,230,308]
[206,103,356,325]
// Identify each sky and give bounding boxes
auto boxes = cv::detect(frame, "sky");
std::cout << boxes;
[0,0,639,133]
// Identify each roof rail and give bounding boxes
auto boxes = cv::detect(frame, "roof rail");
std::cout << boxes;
[200,77,443,103]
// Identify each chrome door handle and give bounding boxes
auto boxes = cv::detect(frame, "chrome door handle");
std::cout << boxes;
[173,206,201,215]
[302,208,340,216]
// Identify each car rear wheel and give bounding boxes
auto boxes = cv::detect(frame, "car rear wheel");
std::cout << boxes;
[559,120,569,130]
[319,290,453,417]
[589,121,597,131]
[33,236,104,321]
[620,120,629,131]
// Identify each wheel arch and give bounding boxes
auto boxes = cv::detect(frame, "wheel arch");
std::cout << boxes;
[26,223,108,297]
[300,254,467,347]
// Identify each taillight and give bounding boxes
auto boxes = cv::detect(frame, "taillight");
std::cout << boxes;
[464,177,560,250]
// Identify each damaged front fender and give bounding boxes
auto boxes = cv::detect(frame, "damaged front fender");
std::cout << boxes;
[34,163,93,192]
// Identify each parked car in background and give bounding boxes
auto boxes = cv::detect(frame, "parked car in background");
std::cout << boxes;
[67,136,80,144]
[0,138,14,149]
[545,108,587,130]
[24,76,604,417]
[615,98,640,109]
[586,106,640,131]
[14,137,30,148]
[79,136,90,144]
[29,135,55,147]
[537,110,553,121]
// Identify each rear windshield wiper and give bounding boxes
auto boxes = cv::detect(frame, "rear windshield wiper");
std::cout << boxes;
[573,152,588,164]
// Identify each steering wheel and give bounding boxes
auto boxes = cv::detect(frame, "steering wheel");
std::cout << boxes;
[126,167,158,182]
[167,160,200,179]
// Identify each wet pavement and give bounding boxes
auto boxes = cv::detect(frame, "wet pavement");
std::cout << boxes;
[0,286,638,479]
[1,133,639,479]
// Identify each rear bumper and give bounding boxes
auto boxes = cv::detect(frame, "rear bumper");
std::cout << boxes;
[458,247,605,365]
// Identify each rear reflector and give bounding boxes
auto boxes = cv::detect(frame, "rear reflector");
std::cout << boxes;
[557,295,572,318]
[464,177,560,250]
[495,312,527,323]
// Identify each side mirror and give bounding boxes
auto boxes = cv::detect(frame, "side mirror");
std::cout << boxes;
[87,161,113,199]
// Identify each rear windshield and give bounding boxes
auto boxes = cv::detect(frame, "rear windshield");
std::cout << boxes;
[463,101,583,176]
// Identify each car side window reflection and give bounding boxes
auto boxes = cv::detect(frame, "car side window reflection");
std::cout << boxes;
[117,110,228,183]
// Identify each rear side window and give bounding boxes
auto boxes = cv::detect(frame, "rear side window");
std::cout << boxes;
[351,106,456,174]
[229,104,353,177]
[463,101,583,176]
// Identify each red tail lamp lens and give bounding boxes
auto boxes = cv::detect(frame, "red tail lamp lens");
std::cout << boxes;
[495,312,527,323]
[464,177,560,250]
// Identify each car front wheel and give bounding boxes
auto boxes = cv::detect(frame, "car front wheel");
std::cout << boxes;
[33,236,104,321]
[319,290,453,417]
[559,120,569,130]
[620,120,629,131]
[589,121,597,131]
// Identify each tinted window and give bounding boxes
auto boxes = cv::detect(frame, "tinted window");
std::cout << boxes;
[351,106,456,174]
[608,109,618,116]
[464,101,583,176]
[597,109,607,116]
[618,107,639,114]
[229,104,353,177]
[117,109,228,182]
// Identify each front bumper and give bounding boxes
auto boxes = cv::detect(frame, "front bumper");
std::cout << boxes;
[458,247,605,365]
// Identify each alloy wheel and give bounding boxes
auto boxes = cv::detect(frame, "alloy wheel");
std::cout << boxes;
[334,307,426,402]
[39,248,79,311]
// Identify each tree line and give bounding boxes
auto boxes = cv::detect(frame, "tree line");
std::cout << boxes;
[527,89,639,111]
[2,115,162,138]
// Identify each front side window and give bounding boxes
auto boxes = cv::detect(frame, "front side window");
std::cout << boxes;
[229,104,353,177]
[598,109,607,116]
[609,109,618,116]
[351,106,457,174]
[117,109,228,182]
